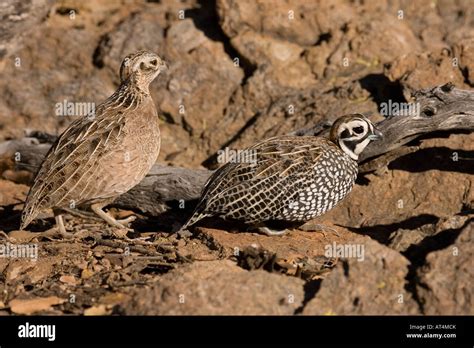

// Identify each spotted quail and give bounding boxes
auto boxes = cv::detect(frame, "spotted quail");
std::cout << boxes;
[181,114,382,235]
[21,50,167,236]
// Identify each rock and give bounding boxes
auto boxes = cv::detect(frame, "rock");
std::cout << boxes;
[218,0,420,81]
[231,31,303,66]
[197,226,360,279]
[167,19,208,54]
[59,275,78,286]
[217,0,355,46]
[121,260,304,315]
[0,0,53,61]
[394,1,446,52]
[302,236,419,315]
[389,228,429,253]
[321,132,474,239]
[453,38,474,86]
[334,14,421,64]
[6,230,39,243]
[92,7,167,83]
[9,296,66,315]
[0,19,115,142]
[311,13,421,82]
[0,179,28,206]
[229,31,317,89]
[84,304,109,316]
[416,221,473,315]
[439,0,474,45]
[389,215,470,253]
[158,20,244,165]
[385,49,468,97]
[5,258,55,284]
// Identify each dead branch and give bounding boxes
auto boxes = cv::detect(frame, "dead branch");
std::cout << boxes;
[1,83,472,215]
[359,83,474,162]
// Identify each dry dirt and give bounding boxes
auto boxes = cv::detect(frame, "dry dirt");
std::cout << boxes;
[0,0,473,315]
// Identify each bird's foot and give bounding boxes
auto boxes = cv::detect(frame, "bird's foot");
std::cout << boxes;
[111,228,131,239]
[91,203,135,231]
[117,215,137,225]
[256,226,288,236]
[60,207,103,222]
[54,214,74,239]
[298,222,340,238]
[176,229,193,239]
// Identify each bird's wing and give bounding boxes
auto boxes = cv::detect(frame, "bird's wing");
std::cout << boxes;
[205,136,325,197]
[183,136,329,226]
[21,105,126,227]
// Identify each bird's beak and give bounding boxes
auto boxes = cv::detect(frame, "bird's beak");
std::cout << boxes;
[160,60,169,72]
[368,127,383,141]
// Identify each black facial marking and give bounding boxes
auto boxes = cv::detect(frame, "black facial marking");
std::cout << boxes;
[342,139,356,153]
[353,126,364,134]
[340,129,350,138]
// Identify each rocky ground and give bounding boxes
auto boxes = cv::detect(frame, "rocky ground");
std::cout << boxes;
[0,0,473,315]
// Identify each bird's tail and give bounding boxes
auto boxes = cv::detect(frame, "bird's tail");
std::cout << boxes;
[180,209,208,231]
[20,199,38,230]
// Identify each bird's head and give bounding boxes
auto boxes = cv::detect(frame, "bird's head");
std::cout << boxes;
[119,50,167,89]
[329,114,383,161]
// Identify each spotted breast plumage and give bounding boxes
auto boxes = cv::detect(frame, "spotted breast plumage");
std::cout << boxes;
[181,114,382,235]
[21,50,167,236]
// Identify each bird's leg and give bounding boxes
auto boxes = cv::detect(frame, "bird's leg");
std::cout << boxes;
[298,221,340,238]
[176,228,193,239]
[117,215,136,224]
[90,203,133,231]
[252,223,288,236]
[62,206,135,224]
[259,227,288,236]
[60,207,103,222]
[53,210,73,238]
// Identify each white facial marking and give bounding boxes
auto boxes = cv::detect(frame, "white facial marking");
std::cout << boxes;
[354,137,371,155]
[338,120,368,140]
[337,117,374,160]
[339,141,358,160]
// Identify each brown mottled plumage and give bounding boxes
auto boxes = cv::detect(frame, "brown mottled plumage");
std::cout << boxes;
[21,50,167,235]
[181,114,382,235]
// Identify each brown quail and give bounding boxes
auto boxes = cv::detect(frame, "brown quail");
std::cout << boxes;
[21,50,167,236]
[181,114,382,235]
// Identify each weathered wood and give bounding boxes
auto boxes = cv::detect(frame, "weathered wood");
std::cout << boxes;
[1,83,472,215]
[115,165,211,215]
[360,83,474,162]
[292,83,474,163]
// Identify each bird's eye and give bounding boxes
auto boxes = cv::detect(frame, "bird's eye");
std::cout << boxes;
[353,126,364,134]
[150,59,158,66]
